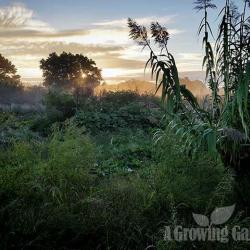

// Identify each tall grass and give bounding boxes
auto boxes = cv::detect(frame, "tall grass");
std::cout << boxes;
[1,122,234,249]
[128,0,250,179]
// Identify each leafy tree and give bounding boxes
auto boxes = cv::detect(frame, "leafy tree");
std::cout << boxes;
[0,54,21,88]
[40,52,102,93]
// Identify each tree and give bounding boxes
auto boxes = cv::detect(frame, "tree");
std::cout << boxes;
[40,52,102,93]
[0,54,21,88]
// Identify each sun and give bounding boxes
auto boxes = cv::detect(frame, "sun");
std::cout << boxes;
[81,72,87,78]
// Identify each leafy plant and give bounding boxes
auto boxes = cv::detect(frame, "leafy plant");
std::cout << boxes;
[1,122,235,250]
[94,129,154,175]
[0,54,22,89]
[43,87,76,118]
[128,0,250,179]
[73,91,163,133]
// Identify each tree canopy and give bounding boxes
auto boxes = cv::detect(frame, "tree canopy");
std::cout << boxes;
[0,54,21,88]
[40,52,102,90]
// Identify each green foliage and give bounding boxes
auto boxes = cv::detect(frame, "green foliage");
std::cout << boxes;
[74,91,163,133]
[1,90,250,249]
[0,63,249,248]
[31,88,76,135]
[1,123,239,250]
[128,19,196,113]
[153,129,231,210]
[0,112,41,147]
[94,129,154,175]
[31,110,63,135]
[0,125,95,249]
[44,88,76,118]
[96,90,146,106]
[128,0,250,175]
[0,54,22,89]
[40,52,102,89]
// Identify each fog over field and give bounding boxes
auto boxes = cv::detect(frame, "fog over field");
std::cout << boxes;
[0,77,210,111]
[96,77,210,97]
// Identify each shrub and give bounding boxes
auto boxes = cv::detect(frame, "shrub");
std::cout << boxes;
[30,88,76,135]
[74,91,163,133]
[95,128,154,175]
[44,88,76,119]
[0,125,95,249]
[0,112,41,146]
[0,123,243,250]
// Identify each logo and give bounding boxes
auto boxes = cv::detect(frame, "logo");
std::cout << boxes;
[192,204,235,227]
[164,204,250,242]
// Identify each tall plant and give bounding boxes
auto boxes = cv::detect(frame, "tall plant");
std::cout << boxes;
[128,0,250,177]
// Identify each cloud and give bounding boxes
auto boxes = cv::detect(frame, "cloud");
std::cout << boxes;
[93,15,176,28]
[0,41,124,56]
[0,3,185,83]
[0,4,90,40]
[0,3,50,30]
[0,3,33,27]
[89,16,182,46]
[0,28,89,39]
[95,52,145,69]
[102,68,143,78]
[175,53,203,71]
[178,53,203,61]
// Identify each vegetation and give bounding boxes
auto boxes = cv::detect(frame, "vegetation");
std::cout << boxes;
[40,52,102,96]
[128,0,250,196]
[74,91,163,133]
[0,0,250,249]
[0,54,22,89]
[0,100,238,250]
[1,88,249,249]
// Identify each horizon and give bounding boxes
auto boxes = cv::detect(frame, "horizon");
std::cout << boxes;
[20,71,206,86]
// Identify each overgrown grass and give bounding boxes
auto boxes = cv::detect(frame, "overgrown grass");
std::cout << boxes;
[0,91,249,249]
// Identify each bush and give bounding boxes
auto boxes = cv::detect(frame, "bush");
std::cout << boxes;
[44,88,76,119]
[1,91,247,250]
[97,90,144,107]
[0,125,95,249]
[94,128,154,175]
[153,129,233,208]
[0,123,243,249]
[74,91,163,133]
[0,112,41,146]
[30,88,76,135]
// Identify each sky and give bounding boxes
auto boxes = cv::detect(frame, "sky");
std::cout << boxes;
[0,0,226,85]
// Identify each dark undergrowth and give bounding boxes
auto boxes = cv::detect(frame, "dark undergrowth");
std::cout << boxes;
[0,91,249,250]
